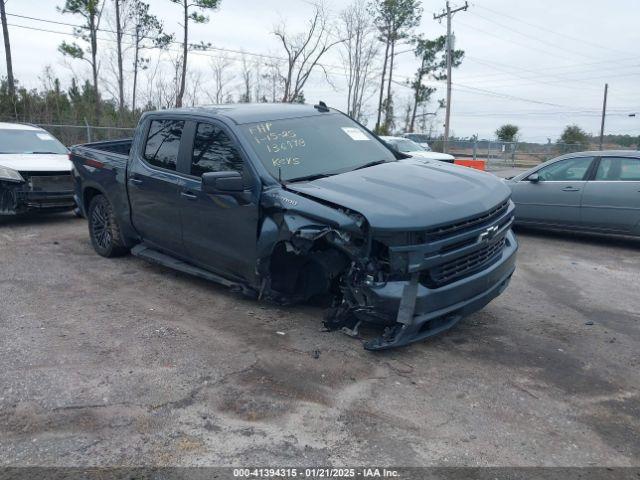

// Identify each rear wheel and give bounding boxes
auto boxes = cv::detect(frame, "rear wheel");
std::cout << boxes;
[88,194,128,257]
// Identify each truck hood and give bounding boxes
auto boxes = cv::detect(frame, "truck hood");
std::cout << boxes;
[0,153,72,172]
[286,159,510,232]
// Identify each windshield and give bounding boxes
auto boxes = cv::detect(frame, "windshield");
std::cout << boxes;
[391,139,425,152]
[240,113,396,182]
[0,129,67,154]
[405,133,429,143]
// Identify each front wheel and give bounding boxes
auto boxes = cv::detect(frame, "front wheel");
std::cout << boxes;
[88,194,128,257]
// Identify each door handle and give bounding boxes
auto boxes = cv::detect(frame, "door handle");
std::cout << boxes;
[561,186,580,192]
[181,191,197,200]
[129,178,143,185]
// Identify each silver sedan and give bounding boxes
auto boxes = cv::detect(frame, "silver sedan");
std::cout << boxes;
[504,150,640,237]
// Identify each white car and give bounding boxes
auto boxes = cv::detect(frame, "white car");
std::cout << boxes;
[401,132,432,151]
[381,136,455,163]
[0,123,75,217]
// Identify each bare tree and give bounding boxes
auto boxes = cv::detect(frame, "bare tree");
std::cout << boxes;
[130,0,172,111]
[169,0,220,107]
[58,0,104,117]
[273,3,342,103]
[339,0,379,121]
[238,54,252,103]
[370,0,422,133]
[185,69,204,106]
[261,59,282,103]
[114,0,125,113]
[253,59,264,103]
[207,56,234,104]
[145,52,182,109]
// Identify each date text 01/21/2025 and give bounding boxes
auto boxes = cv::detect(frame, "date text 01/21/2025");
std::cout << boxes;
[232,467,400,477]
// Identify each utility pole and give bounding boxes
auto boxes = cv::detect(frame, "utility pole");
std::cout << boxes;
[599,83,608,150]
[0,0,15,102]
[434,1,468,153]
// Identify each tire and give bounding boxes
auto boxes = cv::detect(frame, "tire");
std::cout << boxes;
[88,194,128,257]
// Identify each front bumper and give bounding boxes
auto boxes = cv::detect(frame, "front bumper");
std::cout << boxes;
[0,183,75,215]
[359,229,517,350]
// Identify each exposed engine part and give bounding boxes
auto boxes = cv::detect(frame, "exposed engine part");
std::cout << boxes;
[268,243,349,303]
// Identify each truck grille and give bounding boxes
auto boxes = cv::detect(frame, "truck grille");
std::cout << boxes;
[423,200,509,241]
[423,237,506,287]
[383,198,513,287]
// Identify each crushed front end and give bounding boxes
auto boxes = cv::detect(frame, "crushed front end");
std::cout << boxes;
[0,171,75,216]
[329,199,518,350]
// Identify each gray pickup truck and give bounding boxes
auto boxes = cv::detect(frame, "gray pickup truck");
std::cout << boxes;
[70,103,517,350]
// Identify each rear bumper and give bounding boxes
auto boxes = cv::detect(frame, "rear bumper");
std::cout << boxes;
[360,229,517,350]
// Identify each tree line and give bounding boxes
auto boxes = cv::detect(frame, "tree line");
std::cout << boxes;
[495,123,639,150]
[0,0,463,135]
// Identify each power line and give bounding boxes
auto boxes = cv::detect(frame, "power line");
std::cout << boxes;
[4,19,351,81]
[465,69,640,91]
[458,55,640,86]
[452,83,576,108]
[452,18,587,63]
[460,56,603,91]
[452,110,632,118]
[6,11,350,72]
[467,9,599,61]
[473,4,634,58]
[6,13,289,63]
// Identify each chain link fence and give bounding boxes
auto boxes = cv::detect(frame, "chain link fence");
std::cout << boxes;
[433,139,639,171]
[29,123,136,147]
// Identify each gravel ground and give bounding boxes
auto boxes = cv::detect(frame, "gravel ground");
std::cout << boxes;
[1,212,639,467]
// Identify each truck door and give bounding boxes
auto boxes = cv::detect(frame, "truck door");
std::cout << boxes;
[581,156,640,233]
[178,120,260,282]
[127,118,186,256]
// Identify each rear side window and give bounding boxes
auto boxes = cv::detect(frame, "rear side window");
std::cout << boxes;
[191,123,244,177]
[143,119,184,171]
[595,157,640,181]
[536,156,593,181]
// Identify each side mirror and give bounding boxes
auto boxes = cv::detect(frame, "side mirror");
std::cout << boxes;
[202,171,244,193]
[528,173,540,183]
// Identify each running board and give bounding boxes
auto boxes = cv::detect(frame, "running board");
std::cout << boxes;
[131,244,248,293]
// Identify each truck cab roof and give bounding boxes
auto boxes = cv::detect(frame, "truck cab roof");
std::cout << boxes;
[148,103,333,125]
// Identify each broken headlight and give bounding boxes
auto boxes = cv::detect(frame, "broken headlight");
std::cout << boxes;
[0,166,24,183]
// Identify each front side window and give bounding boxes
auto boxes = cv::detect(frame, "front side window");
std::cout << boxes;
[595,157,640,181]
[143,119,184,171]
[535,156,593,181]
[191,123,244,176]
[240,113,396,182]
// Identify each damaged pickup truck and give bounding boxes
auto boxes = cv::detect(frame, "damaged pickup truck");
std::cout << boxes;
[70,103,517,350]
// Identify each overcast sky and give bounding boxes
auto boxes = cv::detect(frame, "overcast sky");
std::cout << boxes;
[3,0,640,141]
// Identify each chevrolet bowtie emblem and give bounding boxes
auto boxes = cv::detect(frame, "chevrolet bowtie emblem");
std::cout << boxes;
[478,225,499,243]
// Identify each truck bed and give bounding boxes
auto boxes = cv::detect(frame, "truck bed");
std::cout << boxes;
[70,139,133,227]
[78,138,133,157]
